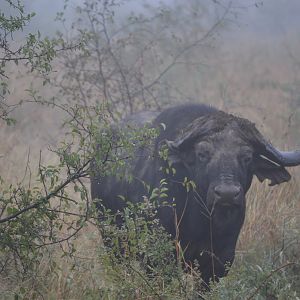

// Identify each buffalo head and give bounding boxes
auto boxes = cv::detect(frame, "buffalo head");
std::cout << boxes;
[166,111,300,232]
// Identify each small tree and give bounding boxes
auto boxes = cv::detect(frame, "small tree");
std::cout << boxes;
[53,0,231,118]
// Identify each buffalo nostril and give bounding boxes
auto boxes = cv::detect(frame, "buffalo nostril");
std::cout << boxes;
[233,186,241,199]
[214,186,222,198]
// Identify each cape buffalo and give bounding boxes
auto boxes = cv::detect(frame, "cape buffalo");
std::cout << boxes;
[91,103,300,284]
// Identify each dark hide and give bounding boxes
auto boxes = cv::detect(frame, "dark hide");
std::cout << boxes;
[91,103,296,285]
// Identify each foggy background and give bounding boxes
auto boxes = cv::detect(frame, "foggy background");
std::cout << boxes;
[2,0,300,180]
[25,0,300,36]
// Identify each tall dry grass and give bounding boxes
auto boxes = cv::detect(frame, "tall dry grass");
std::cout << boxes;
[239,173,300,253]
[8,175,298,299]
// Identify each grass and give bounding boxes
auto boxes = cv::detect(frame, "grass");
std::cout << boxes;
[1,174,299,299]
[239,174,300,252]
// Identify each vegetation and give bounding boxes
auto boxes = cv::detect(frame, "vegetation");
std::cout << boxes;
[0,0,299,299]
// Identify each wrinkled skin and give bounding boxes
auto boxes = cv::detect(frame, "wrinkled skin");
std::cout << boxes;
[91,104,294,285]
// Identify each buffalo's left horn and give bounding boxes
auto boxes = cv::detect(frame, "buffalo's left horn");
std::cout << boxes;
[263,144,300,167]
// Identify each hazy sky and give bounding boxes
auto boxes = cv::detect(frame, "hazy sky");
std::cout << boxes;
[22,0,300,38]
[241,0,300,35]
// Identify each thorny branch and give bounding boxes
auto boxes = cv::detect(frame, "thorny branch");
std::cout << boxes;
[0,44,81,63]
[0,158,91,224]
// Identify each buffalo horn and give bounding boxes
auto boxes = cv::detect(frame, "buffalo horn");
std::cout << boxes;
[264,143,300,167]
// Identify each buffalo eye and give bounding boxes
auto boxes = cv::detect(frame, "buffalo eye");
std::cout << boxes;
[195,142,212,163]
[197,151,210,162]
[241,152,253,166]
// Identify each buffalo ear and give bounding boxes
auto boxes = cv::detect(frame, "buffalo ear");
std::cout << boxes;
[253,156,291,186]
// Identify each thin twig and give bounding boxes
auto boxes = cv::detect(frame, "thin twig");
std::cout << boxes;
[126,263,163,300]
[245,262,297,300]
[0,159,91,223]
